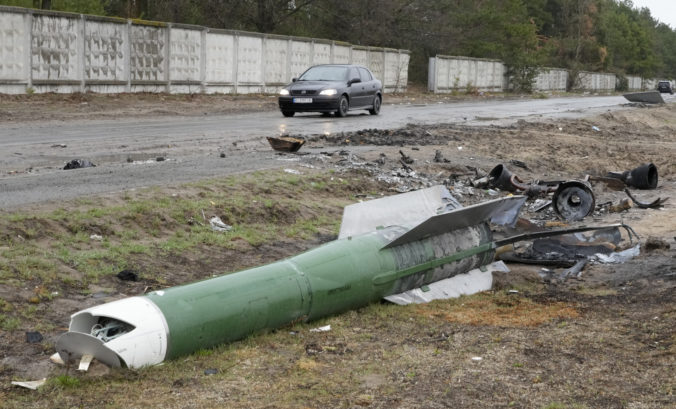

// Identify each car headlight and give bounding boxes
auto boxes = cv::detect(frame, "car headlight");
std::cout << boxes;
[279,89,289,96]
[319,89,337,96]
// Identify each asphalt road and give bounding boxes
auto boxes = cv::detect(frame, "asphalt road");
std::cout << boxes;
[0,94,645,208]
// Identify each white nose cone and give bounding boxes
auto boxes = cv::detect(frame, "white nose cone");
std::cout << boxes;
[56,296,169,368]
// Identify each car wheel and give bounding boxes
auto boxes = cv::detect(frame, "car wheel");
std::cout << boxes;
[336,95,349,117]
[281,110,295,117]
[369,95,381,115]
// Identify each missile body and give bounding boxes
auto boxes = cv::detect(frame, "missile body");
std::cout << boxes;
[57,191,525,368]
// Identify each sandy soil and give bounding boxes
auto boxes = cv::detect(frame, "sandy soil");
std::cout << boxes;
[0,93,674,408]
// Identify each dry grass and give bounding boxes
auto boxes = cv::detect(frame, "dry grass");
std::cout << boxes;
[415,292,580,327]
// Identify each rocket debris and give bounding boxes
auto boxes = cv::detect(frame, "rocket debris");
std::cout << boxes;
[56,186,631,369]
[56,187,634,369]
[57,186,526,368]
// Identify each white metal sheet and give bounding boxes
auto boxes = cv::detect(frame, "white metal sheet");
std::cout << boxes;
[384,261,509,305]
[339,185,461,239]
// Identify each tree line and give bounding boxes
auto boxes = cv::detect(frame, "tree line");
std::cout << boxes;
[3,0,675,91]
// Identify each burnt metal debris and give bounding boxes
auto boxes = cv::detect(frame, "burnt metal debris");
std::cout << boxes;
[486,162,664,222]
[498,224,639,279]
[267,136,305,152]
[488,164,594,221]
[624,188,669,209]
[551,181,595,221]
[623,91,665,104]
[63,159,96,170]
[488,164,518,192]
[607,163,658,189]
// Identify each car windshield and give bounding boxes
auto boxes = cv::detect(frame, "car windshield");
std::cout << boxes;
[298,66,349,81]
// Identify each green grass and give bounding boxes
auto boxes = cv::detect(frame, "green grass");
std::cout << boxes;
[0,168,376,332]
[51,375,81,389]
[0,313,21,330]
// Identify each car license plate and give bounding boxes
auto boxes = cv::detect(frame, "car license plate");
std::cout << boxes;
[293,98,312,103]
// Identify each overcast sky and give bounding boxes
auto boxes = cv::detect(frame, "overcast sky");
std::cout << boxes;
[631,0,676,29]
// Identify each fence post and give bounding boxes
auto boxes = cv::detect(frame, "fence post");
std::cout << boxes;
[200,28,207,93]
[286,37,292,82]
[261,35,267,93]
[233,32,239,94]
[309,39,314,66]
[125,20,131,92]
[78,14,85,92]
[165,23,171,93]
[24,10,33,91]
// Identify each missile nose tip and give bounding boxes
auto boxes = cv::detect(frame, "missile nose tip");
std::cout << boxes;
[58,296,169,368]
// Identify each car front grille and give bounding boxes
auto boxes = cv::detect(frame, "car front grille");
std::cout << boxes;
[290,90,317,95]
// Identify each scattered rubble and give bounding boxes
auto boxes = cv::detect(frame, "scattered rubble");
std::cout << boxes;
[63,159,96,170]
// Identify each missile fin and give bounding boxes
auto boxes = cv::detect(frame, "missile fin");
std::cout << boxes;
[339,185,461,239]
[381,196,526,250]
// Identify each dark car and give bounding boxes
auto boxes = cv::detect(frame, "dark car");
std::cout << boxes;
[657,80,673,94]
[278,64,382,117]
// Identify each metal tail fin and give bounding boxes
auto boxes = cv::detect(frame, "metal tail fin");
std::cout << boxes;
[381,196,527,249]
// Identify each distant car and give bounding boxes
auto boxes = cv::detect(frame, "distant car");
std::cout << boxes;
[657,80,673,94]
[278,64,382,117]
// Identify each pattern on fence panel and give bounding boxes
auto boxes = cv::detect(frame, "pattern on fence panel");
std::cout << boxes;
[130,25,166,82]
[85,21,127,81]
[205,32,234,83]
[170,28,201,82]
[0,12,26,80]
[32,15,79,80]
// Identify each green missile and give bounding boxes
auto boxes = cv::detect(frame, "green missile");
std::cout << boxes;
[56,187,527,368]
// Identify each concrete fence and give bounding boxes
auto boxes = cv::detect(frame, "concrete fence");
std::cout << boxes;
[428,55,505,93]
[534,68,568,91]
[575,71,616,91]
[626,75,642,91]
[0,6,409,94]
[427,55,653,93]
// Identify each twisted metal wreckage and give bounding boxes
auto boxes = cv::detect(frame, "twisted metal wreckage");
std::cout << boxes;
[56,186,637,369]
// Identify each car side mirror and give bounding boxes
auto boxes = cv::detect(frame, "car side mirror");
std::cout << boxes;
[348,78,361,86]
[292,78,297,82]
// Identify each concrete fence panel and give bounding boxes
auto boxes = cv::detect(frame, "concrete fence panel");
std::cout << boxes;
[312,41,331,65]
[129,24,167,93]
[333,43,351,64]
[263,36,288,87]
[31,13,82,92]
[351,47,369,68]
[383,50,407,92]
[289,39,312,79]
[643,78,657,90]
[428,55,505,92]
[626,75,642,91]
[236,34,263,93]
[368,48,385,84]
[204,31,235,93]
[576,71,616,91]
[169,27,201,85]
[534,68,568,91]
[0,10,29,93]
[83,18,128,93]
